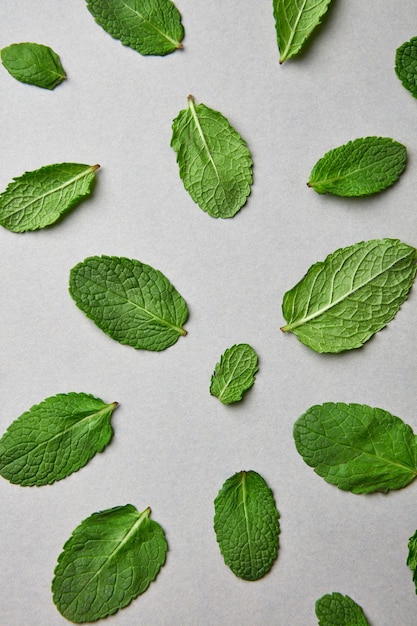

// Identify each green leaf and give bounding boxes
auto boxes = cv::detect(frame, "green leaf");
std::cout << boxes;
[395,37,417,99]
[210,344,258,404]
[273,0,333,63]
[293,403,417,494]
[281,238,417,353]
[407,530,417,591]
[0,393,117,487]
[214,470,279,580]
[308,137,407,196]
[315,592,370,625]
[171,95,253,218]
[69,255,188,351]
[0,163,99,233]
[85,0,184,56]
[0,42,66,89]
[52,504,168,623]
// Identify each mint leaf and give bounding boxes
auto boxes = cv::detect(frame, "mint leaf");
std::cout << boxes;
[308,137,407,196]
[281,238,417,353]
[293,403,417,494]
[315,592,370,625]
[0,393,117,486]
[273,0,333,63]
[395,37,417,99]
[210,344,258,404]
[1,42,66,89]
[214,470,279,580]
[171,95,253,218]
[69,255,188,351]
[407,530,417,591]
[0,163,99,232]
[52,504,168,622]
[86,0,184,56]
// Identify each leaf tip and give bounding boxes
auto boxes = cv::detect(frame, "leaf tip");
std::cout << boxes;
[177,42,184,50]
[92,164,100,171]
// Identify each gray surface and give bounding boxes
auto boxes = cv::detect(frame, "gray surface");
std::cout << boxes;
[1,1,417,624]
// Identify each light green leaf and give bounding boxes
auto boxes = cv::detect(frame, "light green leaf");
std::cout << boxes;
[0,163,99,233]
[210,344,258,404]
[171,95,253,218]
[273,0,333,63]
[52,504,168,623]
[293,403,417,494]
[396,37,417,99]
[214,470,279,580]
[315,592,370,626]
[407,530,417,591]
[308,137,407,196]
[281,238,417,353]
[0,393,117,486]
[85,0,184,56]
[1,42,66,89]
[69,255,188,351]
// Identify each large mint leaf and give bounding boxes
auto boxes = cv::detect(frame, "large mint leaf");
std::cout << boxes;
[0,393,117,486]
[315,592,370,626]
[0,163,99,232]
[69,255,188,351]
[281,238,417,353]
[86,0,184,56]
[210,344,258,404]
[171,95,253,218]
[1,42,66,89]
[214,470,279,580]
[52,504,168,622]
[273,0,333,63]
[407,530,417,592]
[396,37,417,99]
[308,137,407,196]
[293,403,417,494]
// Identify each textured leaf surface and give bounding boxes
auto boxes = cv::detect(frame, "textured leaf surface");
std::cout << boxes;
[395,37,417,99]
[281,238,417,353]
[308,137,407,196]
[210,344,258,404]
[86,0,184,56]
[293,403,417,494]
[1,42,66,89]
[0,393,117,486]
[315,592,369,626]
[214,470,279,580]
[273,0,333,63]
[407,530,417,591]
[0,163,99,232]
[171,95,253,218]
[69,255,188,351]
[52,504,167,622]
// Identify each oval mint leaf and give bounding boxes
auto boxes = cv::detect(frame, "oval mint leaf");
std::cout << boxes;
[214,470,279,580]
[293,403,417,494]
[407,530,417,593]
[86,0,184,56]
[0,393,117,486]
[210,344,258,404]
[69,255,188,351]
[273,0,333,63]
[315,592,370,626]
[0,162,99,232]
[52,504,168,622]
[395,37,417,100]
[308,137,407,196]
[1,42,66,89]
[171,95,253,218]
[281,238,417,353]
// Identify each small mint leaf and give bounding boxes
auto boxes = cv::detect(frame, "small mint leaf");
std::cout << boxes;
[1,42,66,89]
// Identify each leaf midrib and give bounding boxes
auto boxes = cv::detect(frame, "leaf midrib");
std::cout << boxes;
[79,269,186,337]
[120,0,181,48]
[282,247,413,331]
[280,0,308,62]
[187,96,221,184]
[3,165,96,220]
[63,507,150,614]
[217,350,247,401]
[241,472,255,575]
[0,404,114,472]
[309,151,402,188]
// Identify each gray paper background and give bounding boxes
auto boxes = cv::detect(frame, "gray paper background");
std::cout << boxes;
[1,1,417,624]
